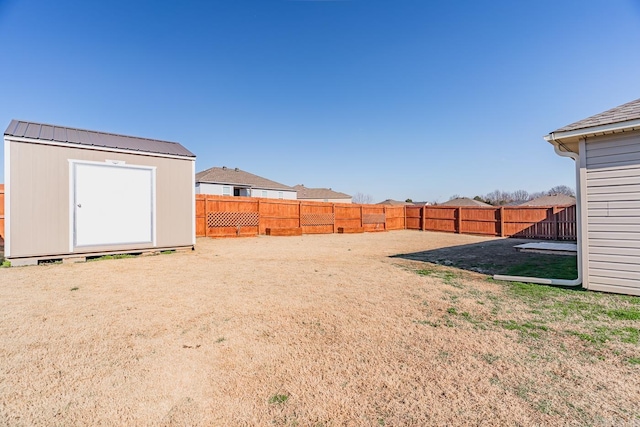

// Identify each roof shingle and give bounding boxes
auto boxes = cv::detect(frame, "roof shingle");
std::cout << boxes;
[293,185,351,200]
[196,167,294,191]
[438,197,492,207]
[519,194,576,207]
[552,98,640,133]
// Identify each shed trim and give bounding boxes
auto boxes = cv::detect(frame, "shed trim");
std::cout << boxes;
[68,159,157,251]
[5,136,196,161]
[4,137,10,257]
[191,161,196,245]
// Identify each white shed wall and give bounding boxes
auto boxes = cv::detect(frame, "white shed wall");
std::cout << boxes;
[585,133,640,295]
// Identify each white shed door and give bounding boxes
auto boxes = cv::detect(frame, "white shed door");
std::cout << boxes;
[73,162,155,248]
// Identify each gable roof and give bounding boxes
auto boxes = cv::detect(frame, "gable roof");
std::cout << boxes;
[377,199,413,206]
[293,185,351,200]
[4,119,195,158]
[519,194,576,207]
[196,166,294,191]
[552,98,640,133]
[439,197,492,207]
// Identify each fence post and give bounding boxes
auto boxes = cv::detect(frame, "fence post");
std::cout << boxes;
[456,207,462,234]
[299,201,302,229]
[421,206,426,231]
[499,206,505,237]
[383,206,387,231]
[552,206,559,240]
[204,196,209,238]
[360,205,364,228]
[332,204,336,234]
[257,199,261,235]
[403,205,407,230]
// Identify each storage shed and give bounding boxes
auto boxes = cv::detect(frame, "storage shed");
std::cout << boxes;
[4,120,196,265]
[545,98,640,296]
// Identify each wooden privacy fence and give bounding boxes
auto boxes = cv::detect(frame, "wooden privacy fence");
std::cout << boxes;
[405,205,576,240]
[196,195,405,237]
[196,195,576,240]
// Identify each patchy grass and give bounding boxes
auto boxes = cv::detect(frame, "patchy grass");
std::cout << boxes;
[87,253,137,262]
[412,262,640,400]
[503,255,578,280]
[416,268,464,288]
[268,394,289,405]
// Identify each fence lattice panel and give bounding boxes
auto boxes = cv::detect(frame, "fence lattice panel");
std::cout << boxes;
[207,212,260,228]
[301,213,335,226]
[362,213,386,224]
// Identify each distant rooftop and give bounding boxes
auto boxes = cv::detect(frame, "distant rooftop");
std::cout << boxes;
[377,199,413,206]
[438,197,492,207]
[519,194,576,207]
[4,119,195,158]
[196,166,294,191]
[293,185,351,200]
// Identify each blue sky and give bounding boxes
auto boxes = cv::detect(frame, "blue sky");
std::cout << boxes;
[1,0,640,203]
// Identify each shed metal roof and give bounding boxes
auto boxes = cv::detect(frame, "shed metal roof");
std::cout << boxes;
[196,166,295,191]
[4,120,195,158]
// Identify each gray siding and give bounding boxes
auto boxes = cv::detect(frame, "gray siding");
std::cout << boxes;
[585,133,640,295]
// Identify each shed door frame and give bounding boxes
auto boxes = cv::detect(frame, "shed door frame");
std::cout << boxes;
[69,160,156,252]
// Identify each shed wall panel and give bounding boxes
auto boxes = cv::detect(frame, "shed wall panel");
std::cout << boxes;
[7,140,193,258]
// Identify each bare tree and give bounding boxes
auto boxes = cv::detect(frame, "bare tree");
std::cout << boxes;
[448,194,461,201]
[511,189,530,203]
[484,189,512,205]
[548,185,575,197]
[352,192,374,205]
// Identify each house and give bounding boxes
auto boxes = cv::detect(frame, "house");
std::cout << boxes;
[377,199,413,206]
[195,166,297,199]
[438,197,492,207]
[519,194,576,207]
[3,120,196,266]
[544,97,640,295]
[294,185,352,203]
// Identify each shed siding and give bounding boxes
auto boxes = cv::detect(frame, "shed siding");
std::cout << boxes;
[7,140,194,258]
[585,133,640,295]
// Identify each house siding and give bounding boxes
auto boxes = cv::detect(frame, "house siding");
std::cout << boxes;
[196,182,297,200]
[585,133,640,295]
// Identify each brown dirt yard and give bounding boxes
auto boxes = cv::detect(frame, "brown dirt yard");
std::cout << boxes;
[0,230,638,426]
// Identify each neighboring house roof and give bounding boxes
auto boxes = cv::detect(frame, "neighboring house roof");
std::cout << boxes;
[519,194,576,207]
[552,98,640,133]
[411,201,432,206]
[439,197,492,207]
[293,185,351,200]
[196,166,294,191]
[377,199,413,206]
[4,119,195,158]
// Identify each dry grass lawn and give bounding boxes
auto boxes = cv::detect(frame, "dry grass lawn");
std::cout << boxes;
[0,231,638,426]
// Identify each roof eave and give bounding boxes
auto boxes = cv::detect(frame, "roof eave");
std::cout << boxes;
[545,118,640,145]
